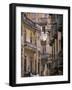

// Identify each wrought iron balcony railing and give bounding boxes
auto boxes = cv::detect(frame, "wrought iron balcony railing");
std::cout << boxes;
[41,53,48,60]
[24,41,37,51]
[41,53,53,60]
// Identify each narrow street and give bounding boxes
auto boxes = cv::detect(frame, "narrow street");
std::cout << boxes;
[21,13,63,77]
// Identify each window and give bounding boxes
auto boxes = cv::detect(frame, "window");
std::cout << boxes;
[24,29,26,42]
[38,61,40,74]
[35,39,36,45]
[30,57,32,73]
[47,63,51,69]
[59,40,61,51]
[24,56,27,72]
[42,26,45,33]
[33,32,36,45]
[30,32,32,43]
[35,60,37,74]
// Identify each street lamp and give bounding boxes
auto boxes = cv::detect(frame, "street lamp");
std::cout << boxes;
[40,25,48,42]
[40,31,48,41]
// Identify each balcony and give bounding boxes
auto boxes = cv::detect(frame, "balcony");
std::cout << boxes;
[49,37,55,46]
[41,53,52,61]
[41,53,48,60]
[22,14,40,31]
[24,41,37,52]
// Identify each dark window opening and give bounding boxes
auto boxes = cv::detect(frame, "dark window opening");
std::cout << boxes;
[24,56,27,72]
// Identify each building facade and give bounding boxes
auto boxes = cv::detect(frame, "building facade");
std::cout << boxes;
[21,13,63,77]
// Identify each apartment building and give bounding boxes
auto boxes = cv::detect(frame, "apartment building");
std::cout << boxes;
[21,13,63,77]
[21,13,42,77]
